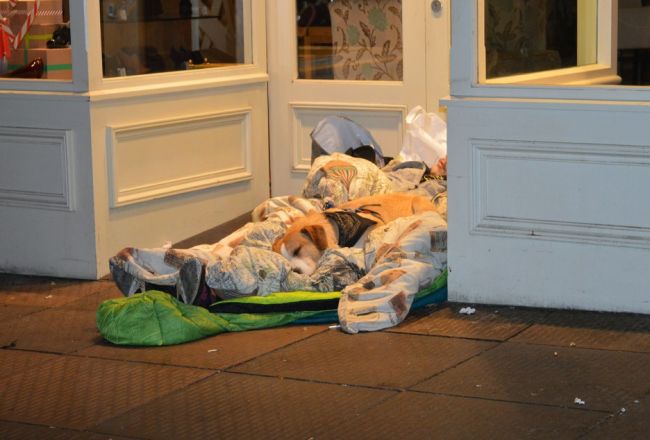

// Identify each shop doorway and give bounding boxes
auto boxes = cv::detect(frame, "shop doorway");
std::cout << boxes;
[266,0,450,196]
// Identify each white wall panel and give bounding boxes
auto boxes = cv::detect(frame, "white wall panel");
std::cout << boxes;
[0,127,75,211]
[107,109,252,207]
[471,139,650,248]
[447,100,650,314]
[93,83,270,277]
[0,96,96,279]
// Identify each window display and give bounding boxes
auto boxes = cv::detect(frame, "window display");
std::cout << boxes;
[484,0,589,79]
[483,0,650,87]
[619,0,650,85]
[0,0,71,80]
[99,0,250,77]
[296,0,403,81]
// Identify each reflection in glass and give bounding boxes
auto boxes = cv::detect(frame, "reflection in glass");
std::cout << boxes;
[99,0,250,78]
[618,0,650,85]
[0,0,71,81]
[297,0,403,81]
[485,0,585,78]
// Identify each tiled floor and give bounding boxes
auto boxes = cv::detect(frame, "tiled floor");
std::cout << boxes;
[1,214,649,439]
[2,273,650,440]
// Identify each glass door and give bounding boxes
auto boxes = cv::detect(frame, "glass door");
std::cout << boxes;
[268,0,450,196]
[297,0,403,81]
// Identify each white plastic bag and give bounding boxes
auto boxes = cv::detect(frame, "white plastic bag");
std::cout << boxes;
[400,106,447,168]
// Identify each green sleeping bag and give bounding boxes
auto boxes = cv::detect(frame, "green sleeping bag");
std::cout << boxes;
[97,271,447,346]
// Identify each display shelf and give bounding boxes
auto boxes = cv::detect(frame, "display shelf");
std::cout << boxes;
[102,14,222,24]
[99,0,241,77]
[0,0,72,81]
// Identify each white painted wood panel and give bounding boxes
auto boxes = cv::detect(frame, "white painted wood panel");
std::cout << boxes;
[0,127,75,211]
[471,139,650,247]
[447,100,650,314]
[93,83,270,276]
[0,96,96,278]
[107,109,253,207]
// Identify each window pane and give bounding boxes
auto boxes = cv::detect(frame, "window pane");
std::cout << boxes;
[484,0,596,79]
[297,0,403,81]
[619,0,650,85]
[0,0,72,81]
[100,0,250,78]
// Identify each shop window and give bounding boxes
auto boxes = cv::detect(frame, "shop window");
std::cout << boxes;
[482,0,650,87]
[0,0,72,81]
[485,0,595,78]
[480,0,619,86]
[618,0,650,84]
[99,0,251,78]
[296,0,403,81]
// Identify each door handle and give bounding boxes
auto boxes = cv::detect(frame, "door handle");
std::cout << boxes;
[431,0,442,14]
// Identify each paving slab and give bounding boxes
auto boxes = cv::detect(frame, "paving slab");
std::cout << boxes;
[0,273,66,287]
[0,349,60,380]
[231,330,496,389]
[93,371,396,440]
[512,309,650,353]
[0,355,212,430]
[316,391,605,440]
[79,324,328,370]
[583,398,650,439]
[414,342,650,412]
[0,420,133,440]
[0,308,101,353]
[0,303,44,323]
[58,285,124,312]
[391,303,550,341]
[0,278,113,308]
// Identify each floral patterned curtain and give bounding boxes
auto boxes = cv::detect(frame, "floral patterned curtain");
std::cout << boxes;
[328,0,402,81]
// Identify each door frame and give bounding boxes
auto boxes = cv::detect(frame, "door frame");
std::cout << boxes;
[266,0,450,197]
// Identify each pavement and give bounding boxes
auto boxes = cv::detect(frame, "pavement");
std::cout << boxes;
[1,218,649,439]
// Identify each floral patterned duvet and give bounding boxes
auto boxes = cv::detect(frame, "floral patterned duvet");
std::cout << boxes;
[108,154,447,333]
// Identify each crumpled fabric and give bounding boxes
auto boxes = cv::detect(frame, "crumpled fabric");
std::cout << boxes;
[302,154,447,220]
[338,211,448,333]
[251,195,324,223]
[302,153,394,205]
[110,194,369,303]
[310,247,366,292]
[109,245,233,306]
[109,157,449,333]
[381,160,428,192]
[206,246,313,298]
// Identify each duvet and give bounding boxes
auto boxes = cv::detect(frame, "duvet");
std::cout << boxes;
[101,154,448,343]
